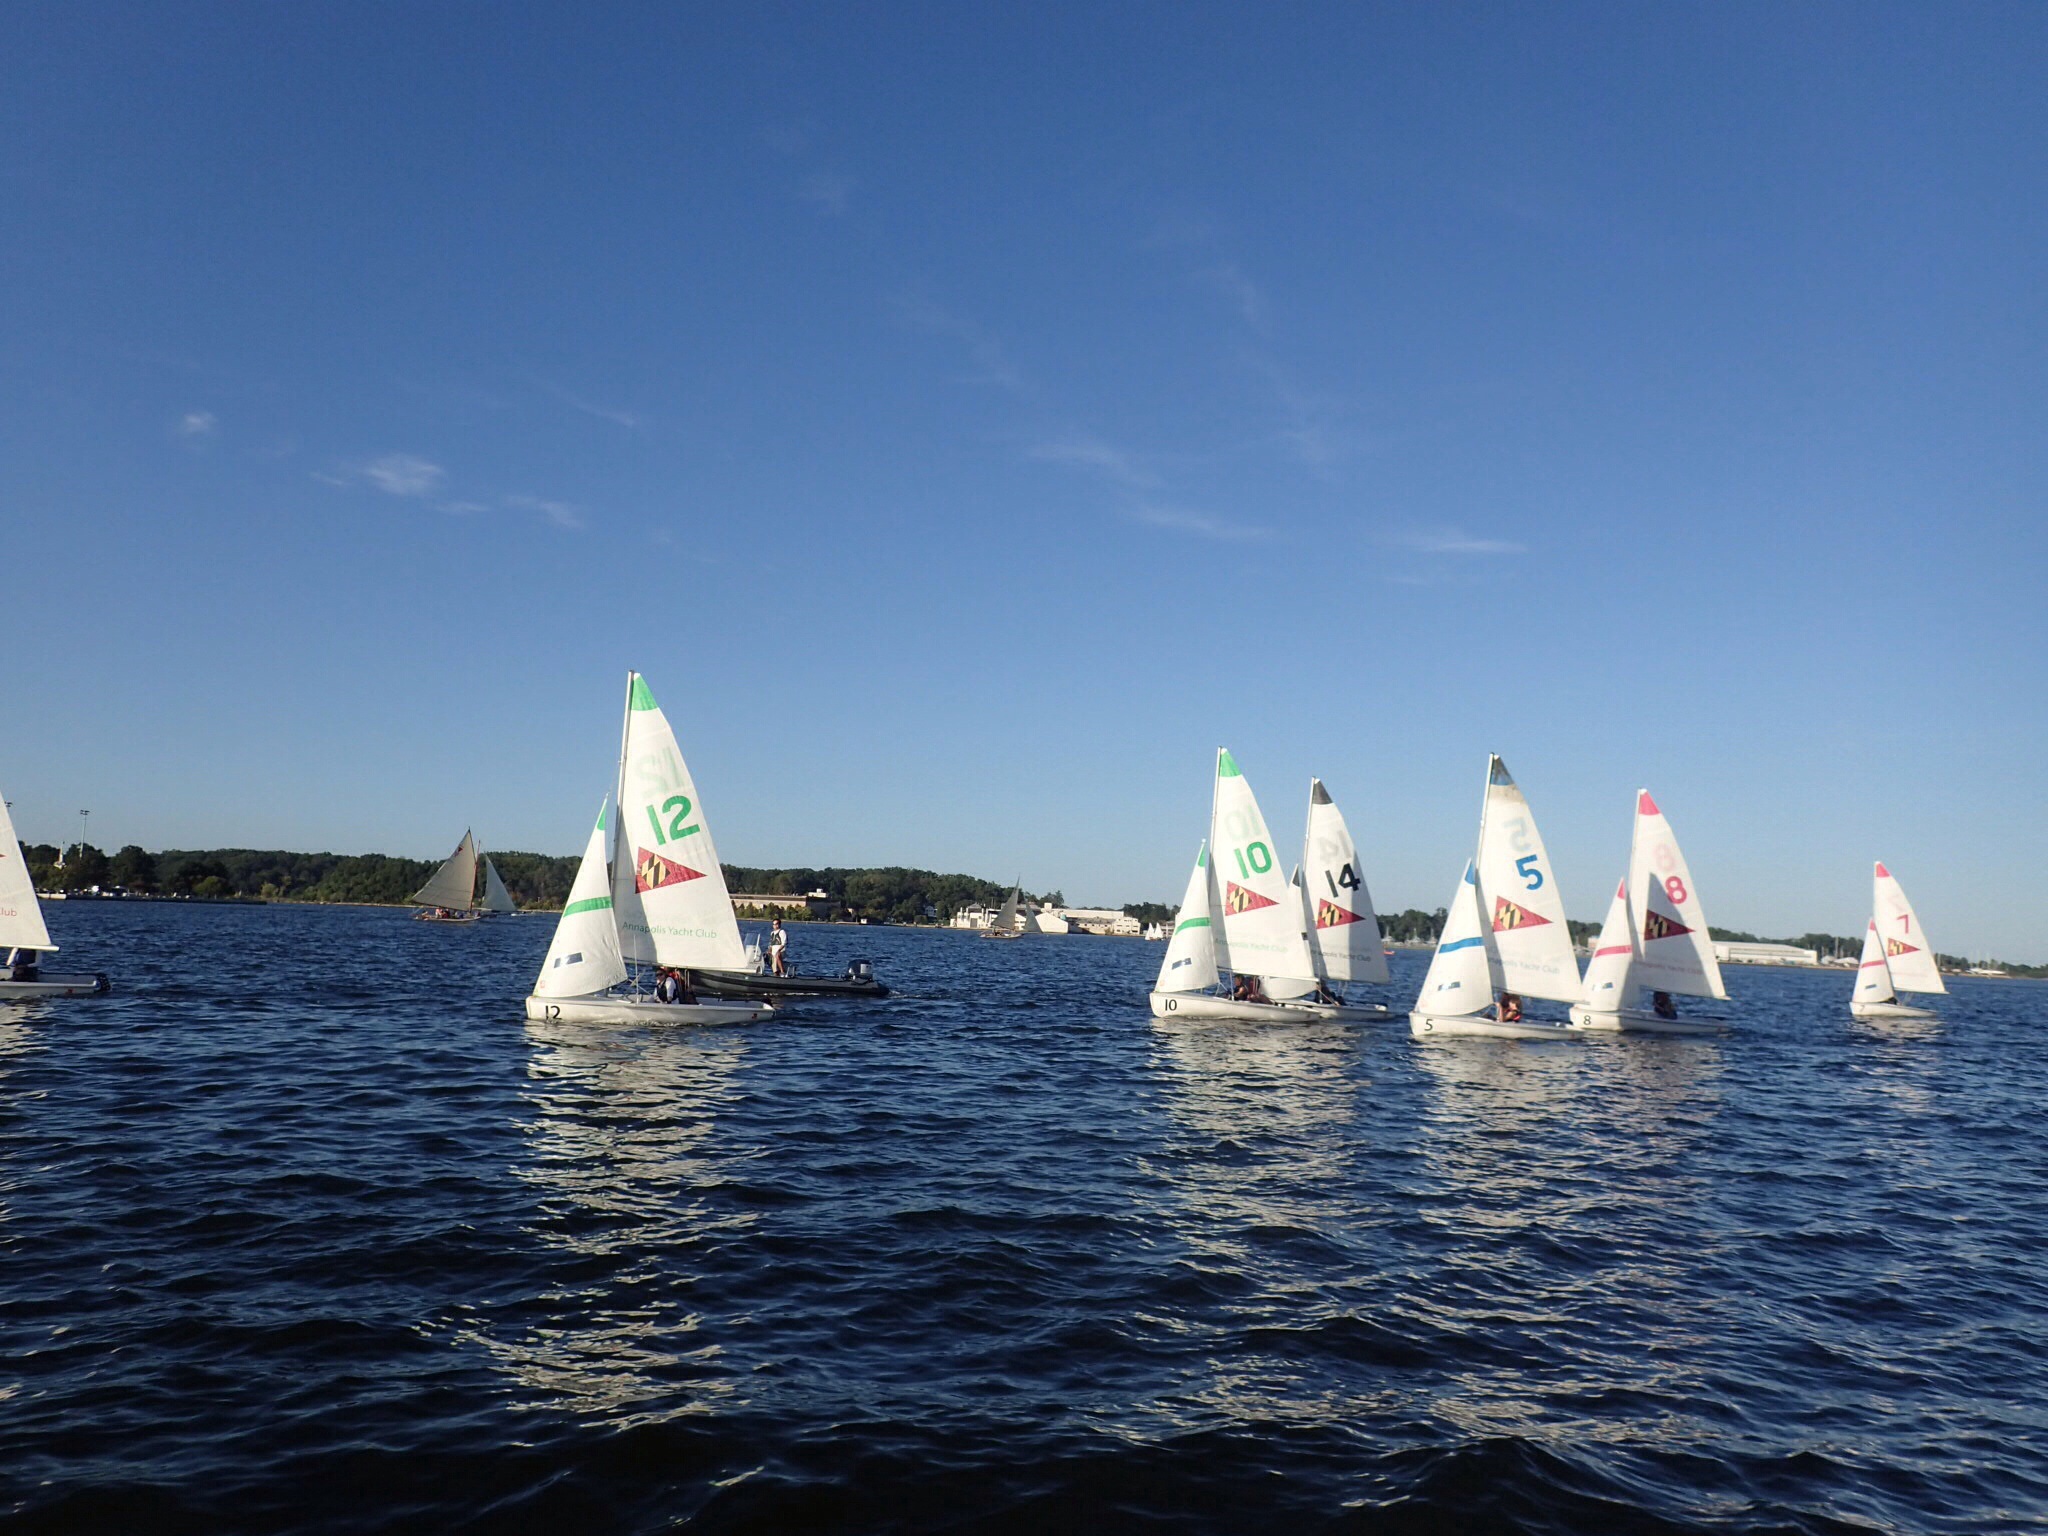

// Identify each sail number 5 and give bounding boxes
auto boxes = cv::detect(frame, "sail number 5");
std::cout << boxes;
[1514,855,1544,890]
[644,795,701,846]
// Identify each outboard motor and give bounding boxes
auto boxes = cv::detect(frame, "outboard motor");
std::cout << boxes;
[844,958,874,984]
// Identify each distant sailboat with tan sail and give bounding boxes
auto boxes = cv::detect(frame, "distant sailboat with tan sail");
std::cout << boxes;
[411,830,517,922]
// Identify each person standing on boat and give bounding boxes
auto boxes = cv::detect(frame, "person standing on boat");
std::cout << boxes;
[768,919,790,976]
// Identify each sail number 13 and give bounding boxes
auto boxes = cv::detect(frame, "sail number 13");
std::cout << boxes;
[644,795,701,845]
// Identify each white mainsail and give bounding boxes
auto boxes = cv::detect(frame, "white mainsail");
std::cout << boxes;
[1626,790,1726,999]
[1210,748,1318,989]
[1580,877,1636,1010]
[1414,861,1499,1017]
[0,790,56,952]
[610,672,749,972]
[1154,842,1219,994]
[1852,918,1894,1006]
[1872,862,1945,995]
[533,802,626,998]
[482,856,516,915]
[1473,756,1580,1002]
[412,831,479,909]
[1301,778,1388,986]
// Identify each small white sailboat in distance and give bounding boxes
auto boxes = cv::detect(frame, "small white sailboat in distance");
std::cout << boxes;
[980,881,1025,939]
[1570,790,1728,1034]
[1410,756,1579,1039]
[0,787,108,1000]
[523,672,772,1027]
[1851,861,1947,1020]
[411,831,515,921]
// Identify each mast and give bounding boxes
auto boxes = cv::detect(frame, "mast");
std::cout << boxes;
[614,670,635,876]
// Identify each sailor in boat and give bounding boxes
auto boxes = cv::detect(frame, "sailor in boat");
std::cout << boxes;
[1311,978,1342,1007]
[1230,973,1270,1005]
[7,948,41,983]
[1495,991,1524,1023]
[768,919,790,977]
[1652,991,1678,1020]
[654,966,697,1005]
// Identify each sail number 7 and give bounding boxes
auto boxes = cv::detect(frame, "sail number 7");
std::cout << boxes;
[644,795,701,846]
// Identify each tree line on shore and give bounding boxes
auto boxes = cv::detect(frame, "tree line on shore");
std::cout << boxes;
[22,842,2042,974]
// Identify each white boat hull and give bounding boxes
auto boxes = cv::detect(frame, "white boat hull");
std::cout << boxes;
[1148,991,1339,1022]
[1568,1005,1726,1035]
[1317,1002,1393,1021]
[1850,1000,1939,1020]
[0,973,110,1000]
[524,994,774,1027]
[1408,1009,1578,1040]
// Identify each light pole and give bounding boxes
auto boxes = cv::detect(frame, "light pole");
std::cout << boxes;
[78,809,89,861]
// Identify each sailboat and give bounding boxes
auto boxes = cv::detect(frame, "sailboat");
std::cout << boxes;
[1148,750,1336,1022]
[1850,861,1947,1020]
[1290,779,1392,1019]
[0,787,109,1000]
[522,673,773,1027]
[979,881,1025,940]
[410,830,517,921]
[1409,756,1579,1039]
[1569,790,1728,1033]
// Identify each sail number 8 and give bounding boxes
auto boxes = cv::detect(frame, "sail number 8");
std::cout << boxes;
[645,795,702,846]
[1232,843,1273,878]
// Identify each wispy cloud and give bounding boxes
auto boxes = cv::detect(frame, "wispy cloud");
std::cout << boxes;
[352,454,445,498]
[177,410,217,438]
[799,172,856,215]
[534,378,642,429]
[507,495,586,531]
[890,293,1027,394]
[1128,504,1269,542]
[1394,528,1526,556]
[1029,435,1160,490]
[1195,262,1266,329]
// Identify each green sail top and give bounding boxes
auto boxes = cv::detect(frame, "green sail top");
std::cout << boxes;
[1216,747,1241,778]
[629,674,659,712]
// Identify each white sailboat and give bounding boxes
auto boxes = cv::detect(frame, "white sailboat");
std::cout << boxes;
[0,786,108,999]
[1569,790,1728,1033]
[410,830,514,921]
[1291,778,1392,1019]
[1409,756,1579,1039]
[522,673,772,1027]
[1850,861,1947,1020]
[1148,750,1336,1022]
[980,881,1025,939]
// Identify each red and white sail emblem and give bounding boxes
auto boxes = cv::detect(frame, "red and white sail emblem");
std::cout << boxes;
[1315,900,1365,929]
[1223,882,1277,915]
[634,847,704,893]
[1643,911,1692,941]
[1492,896,1550,931]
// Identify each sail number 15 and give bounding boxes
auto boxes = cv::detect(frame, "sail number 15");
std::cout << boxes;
[644,795,701,845]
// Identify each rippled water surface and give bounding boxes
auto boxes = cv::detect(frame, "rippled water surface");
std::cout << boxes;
[3,902,2045,1534]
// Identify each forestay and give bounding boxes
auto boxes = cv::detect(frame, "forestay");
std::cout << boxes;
[610,673,749,971]
[1210,748,1318,988]
[1301,778,1388,985]
[534,802,626,998]
[1473,756,1580,1002]
[1415,862,1499,1017]
[412,831,479,909]
[1154,842,1219,994]
[1627,791,1726,999]
[0,790,55,952]
[1872,862,1945,995]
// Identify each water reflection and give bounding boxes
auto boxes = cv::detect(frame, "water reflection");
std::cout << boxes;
[477,1019,750,1427]
[0,1014,39,1237]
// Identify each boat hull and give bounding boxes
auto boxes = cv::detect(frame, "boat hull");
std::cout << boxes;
[1408,1009,1578,1040]
[686,969,889,1000]
[415,910,483,924]
[0,973,111,1000]
[1850,1000,1940,1020]
[1148,992,1338,1022]
[1568,1005,1726,1035]
[524,994,774,1026]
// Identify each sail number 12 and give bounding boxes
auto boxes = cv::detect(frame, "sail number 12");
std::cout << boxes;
[644,795,701,845]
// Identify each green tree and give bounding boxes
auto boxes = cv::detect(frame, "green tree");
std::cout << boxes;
[59,843,110,891]
[109,845,158,893]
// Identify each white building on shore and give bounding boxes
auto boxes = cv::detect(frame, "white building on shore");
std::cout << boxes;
[1713,941,1820,967]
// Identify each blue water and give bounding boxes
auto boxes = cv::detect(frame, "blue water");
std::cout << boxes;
[2,902,2044,1534]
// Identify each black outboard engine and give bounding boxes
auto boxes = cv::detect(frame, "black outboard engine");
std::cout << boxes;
[844,958,874,984]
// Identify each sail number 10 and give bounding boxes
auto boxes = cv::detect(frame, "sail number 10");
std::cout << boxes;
[1231,842,1273,878]
[644,795,701,845]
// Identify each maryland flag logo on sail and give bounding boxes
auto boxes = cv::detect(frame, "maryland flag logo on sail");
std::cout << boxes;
[1223,881,1278,915]
[634,847,705,893]
[1885,938,1921,958]
[1492,896,1550,931]
[1316,900,1365,929]
[1643,910,1692,942]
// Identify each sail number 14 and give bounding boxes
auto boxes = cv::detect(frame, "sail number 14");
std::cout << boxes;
[644,795,702,845]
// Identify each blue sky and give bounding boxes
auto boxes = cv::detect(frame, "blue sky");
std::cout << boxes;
[4,3,2043,959]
